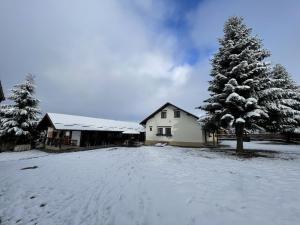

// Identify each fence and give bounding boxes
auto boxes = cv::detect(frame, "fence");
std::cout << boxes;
[218,133,300,142]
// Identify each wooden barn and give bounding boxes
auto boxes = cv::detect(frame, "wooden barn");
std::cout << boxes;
[37,113,145,150]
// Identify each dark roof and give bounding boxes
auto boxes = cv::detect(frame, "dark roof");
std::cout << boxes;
[36,113,55,130]
[0,81,5,102]
[140,102,199,125]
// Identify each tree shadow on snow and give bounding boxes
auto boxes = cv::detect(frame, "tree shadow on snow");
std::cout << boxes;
[20,166,38,170]
[208,148,298,160]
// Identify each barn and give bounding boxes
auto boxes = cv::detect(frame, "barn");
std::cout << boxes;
[37,113,145,150]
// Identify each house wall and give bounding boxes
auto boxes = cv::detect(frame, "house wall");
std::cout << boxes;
[144,105,213,147]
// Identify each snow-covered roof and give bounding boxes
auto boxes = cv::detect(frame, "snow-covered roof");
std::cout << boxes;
[122,130,140,134]
[44,113,145,133]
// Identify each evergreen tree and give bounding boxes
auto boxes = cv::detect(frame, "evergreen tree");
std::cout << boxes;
[259,64,300,140]
[0,81,5,102]
[0,74,41,146]
[200,16,270,152]
[199,114,219,146]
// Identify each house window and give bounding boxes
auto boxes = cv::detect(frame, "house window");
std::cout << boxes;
[161,110,167,119]
[165,127,172,136]
[149,126,152,131]
[174,110,180,118]
[157,127,163,136]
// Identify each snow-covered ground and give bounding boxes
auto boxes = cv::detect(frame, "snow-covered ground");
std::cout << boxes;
[1,144,300,225]
[0,150,49,162]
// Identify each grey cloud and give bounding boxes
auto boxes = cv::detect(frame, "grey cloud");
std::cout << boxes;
[0,0,194,121]
[1,0,299,122]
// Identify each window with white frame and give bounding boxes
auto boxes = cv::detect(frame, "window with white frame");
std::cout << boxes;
[156,127,172,136]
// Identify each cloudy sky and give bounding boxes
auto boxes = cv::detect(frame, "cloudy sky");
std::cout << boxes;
[1,0,299,121]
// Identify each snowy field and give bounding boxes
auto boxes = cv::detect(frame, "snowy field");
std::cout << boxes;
[222,140,300,154]
[1,142,300,225]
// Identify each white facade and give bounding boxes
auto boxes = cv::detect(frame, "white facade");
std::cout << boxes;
[142,103,212,147]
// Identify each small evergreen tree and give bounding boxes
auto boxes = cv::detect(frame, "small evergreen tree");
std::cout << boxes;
[0,74,41,147]
[259,64,300,141]
[0,81,5,102]
[200,16,270,153]
[199,114,219,146]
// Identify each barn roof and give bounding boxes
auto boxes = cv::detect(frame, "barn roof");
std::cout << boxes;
[140,102,199,125]
[38,113,145,133]
[0,81,5,102]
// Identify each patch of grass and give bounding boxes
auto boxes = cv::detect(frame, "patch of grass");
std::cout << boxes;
[206,148,279,159]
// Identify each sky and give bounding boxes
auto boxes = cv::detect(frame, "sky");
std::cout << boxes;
[1,0,299,121]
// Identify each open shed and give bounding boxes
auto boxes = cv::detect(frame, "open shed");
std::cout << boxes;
[37,113,145,150]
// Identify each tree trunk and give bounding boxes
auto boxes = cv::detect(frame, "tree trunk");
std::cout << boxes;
[235,123,244,153]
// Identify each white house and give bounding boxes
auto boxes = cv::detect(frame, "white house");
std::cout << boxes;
[140,102,214,147]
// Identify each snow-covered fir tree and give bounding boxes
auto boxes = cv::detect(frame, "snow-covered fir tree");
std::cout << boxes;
[259,64,300,140]
[200,16,270,152]
[0,74,41,145]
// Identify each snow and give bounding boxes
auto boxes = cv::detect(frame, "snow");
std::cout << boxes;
[236,118,245,123]
[236,85,250,91]
[122,130,140,134]
[215,74,227,81]
[245,98,258,109]
[47,113,144,133]
[225,92,246,104]
[221,113,234,121]
[245,110,261,118]
[154,142,168,147]
[1,144,300,225]
[0,150,49,162]
[223,83,235,92]
[221,140,300,154]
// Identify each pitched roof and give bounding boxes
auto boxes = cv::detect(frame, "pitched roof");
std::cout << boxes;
[38,113,145,133]
[140,102,199,125]
[0,81,5,102]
